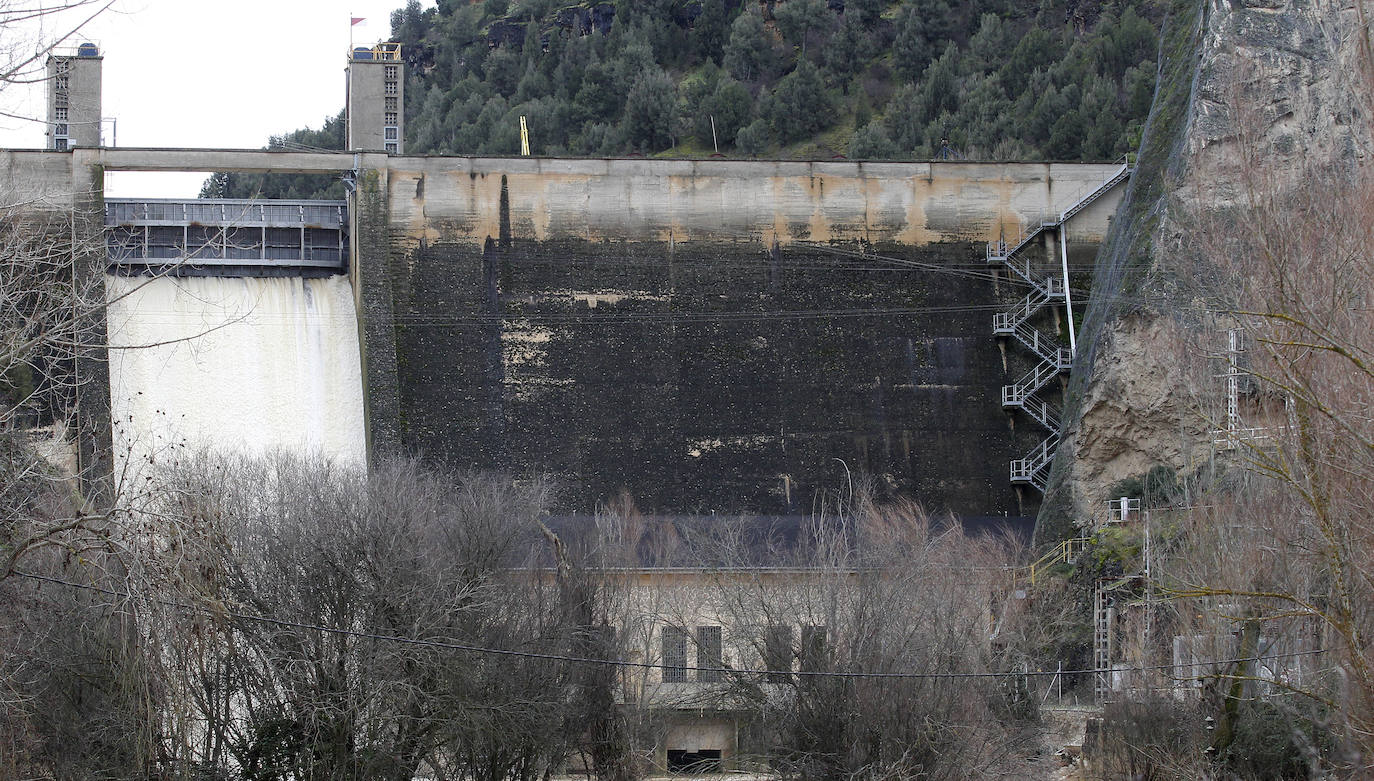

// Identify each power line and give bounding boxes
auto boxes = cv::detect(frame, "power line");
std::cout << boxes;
[11,569,1328,682]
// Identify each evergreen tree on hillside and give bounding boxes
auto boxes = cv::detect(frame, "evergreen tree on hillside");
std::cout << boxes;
[723,8,783,83]
[207,0,1165,196]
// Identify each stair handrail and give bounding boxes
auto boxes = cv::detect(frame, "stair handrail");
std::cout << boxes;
[1004,356,1064,402]
[1012,321,1064,365]
[1056,159,1133,224]
[1017,395,1060,432]
[1010,434,1059,487]
[1029,537,1089,585]
[994,287,1051,332]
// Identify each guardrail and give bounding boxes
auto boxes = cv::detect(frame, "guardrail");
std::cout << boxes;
[105,199,346,229]
[1029,537,1089,585]
[104,199,349,274]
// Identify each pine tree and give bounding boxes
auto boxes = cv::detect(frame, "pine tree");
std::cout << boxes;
[623,68,678,151]
[723,9,780,83]
[768,60,833,143]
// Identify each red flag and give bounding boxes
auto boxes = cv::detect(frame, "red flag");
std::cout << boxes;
[351,17,365,25]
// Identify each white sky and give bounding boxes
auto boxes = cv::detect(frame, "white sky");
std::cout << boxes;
[1,0,435,197]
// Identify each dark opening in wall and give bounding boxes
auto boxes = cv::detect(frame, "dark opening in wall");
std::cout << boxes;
[667,749,722,773]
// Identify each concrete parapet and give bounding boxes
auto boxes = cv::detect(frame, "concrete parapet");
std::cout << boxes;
[383,158,1127,248]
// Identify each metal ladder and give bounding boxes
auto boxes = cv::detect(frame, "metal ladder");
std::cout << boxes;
[1093,585,1113,703]
[1093,496,1146,704]
[988,159,1133,493]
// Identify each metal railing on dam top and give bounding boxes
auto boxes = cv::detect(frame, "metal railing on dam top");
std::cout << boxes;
[104,198,348,274]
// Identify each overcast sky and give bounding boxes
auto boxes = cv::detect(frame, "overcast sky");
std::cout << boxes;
[1,0,435,197]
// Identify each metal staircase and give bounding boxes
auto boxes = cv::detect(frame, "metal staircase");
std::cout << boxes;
[988,158,1133,493]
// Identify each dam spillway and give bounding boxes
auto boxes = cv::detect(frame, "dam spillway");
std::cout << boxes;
[105,274,366,472]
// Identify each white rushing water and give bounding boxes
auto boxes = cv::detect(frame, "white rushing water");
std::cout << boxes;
[105,275,367,474]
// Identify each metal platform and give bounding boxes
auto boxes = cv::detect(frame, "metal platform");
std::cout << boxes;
[104,198,348,274]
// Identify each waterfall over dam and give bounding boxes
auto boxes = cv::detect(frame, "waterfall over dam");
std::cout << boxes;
[105,275,366,473]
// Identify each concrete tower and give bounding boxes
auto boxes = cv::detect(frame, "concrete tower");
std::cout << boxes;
[346,42,404,153]
[46,43,103,150]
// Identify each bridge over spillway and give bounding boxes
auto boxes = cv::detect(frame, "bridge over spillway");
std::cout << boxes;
[105,198,348,275]
[0,147,1130,518]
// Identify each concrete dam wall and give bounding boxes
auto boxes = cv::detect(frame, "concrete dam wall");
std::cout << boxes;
[365,158,1125,517]
[1,149,1125,518]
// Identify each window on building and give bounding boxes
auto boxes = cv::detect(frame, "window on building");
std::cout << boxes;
[54,124,68,136]
[385,126,398,141]
[764,625,793,683]
[696,626,723,682]
[55,94,68,108]
[54,138,68,151]
[56,60,70,74]
[55,76,69,90]
[385,96,398,111]
[385,112,398,126]
[662,625,689,682]
[385,142,398,154]
[385,81,398,95]
[385,65,398,80]
[800,625,828,673]
[55,107,67,121]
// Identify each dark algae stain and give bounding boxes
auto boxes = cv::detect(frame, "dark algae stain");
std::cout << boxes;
[392,238,1037,518]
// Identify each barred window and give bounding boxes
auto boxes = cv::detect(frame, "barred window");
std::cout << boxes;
[54,138,68,151]
[385,97,398,111]
[54,124,68,136]
[385,65,398,79]
[385,142,398,154]
[800,625,828,673]
[696,626,723,682]
[55,107,67,121]
[384,81,398,95]
[385,112,398,126]
[764,625,793,683]
[55,94,68,108]
[385,126,398,140]
[662,625,689,682]
[55,76,69,90]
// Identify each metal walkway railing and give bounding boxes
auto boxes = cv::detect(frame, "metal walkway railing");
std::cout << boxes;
[989,158,1132,493]
[1028,537,1088,586]
[104,198,349,274]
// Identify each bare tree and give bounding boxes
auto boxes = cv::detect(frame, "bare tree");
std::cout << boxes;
[0,2,111,78]
[139,450,609,781]
[1122,53,1374,772]
[680,491,1031,779]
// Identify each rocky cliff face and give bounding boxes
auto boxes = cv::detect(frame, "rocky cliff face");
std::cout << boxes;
[1039,0,1374,541]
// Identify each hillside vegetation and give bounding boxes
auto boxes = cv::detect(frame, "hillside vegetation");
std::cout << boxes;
[205,0,1160,198]
[396,0,1159,159]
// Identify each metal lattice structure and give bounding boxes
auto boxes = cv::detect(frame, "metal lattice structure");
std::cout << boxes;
[105,198,348,273]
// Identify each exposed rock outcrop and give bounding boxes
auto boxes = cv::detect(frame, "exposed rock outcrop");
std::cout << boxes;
[1040,0,1374,542]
